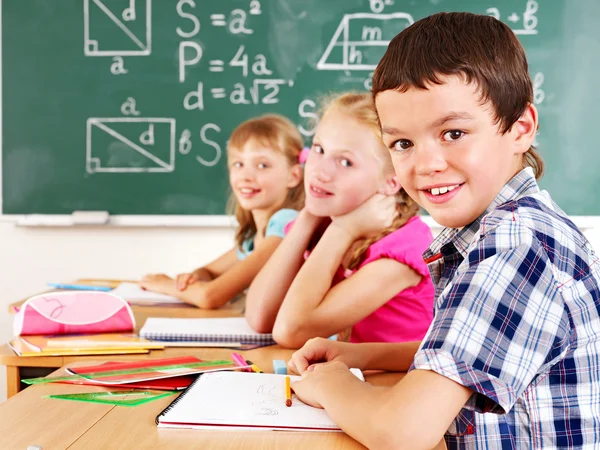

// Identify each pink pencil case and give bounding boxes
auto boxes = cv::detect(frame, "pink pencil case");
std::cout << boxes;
[13,291,135,336]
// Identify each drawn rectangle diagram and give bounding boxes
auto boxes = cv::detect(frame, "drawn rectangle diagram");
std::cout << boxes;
[86,118,175,174]
[84,0,152,56]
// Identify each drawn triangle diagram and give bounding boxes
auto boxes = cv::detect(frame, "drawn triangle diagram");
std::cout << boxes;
[85,0,151,56]
[317,12,414,71]
[86,118,176,174]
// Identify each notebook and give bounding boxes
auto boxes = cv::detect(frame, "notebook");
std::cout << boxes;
[60,359,197,390]
[111,282,184,305]
[65,356,237,385]
[156,371,362,431]
[139,317,275,344]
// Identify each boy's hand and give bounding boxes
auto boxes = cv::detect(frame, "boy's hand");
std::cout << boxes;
[331,193,396,239]
[291,361,354,408]
[287,338,363,375]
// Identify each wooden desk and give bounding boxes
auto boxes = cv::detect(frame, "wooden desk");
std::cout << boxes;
[3,282,245,398]
[0,346,409,450]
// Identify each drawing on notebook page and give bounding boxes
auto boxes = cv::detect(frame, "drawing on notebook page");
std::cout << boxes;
[252,383,281,416]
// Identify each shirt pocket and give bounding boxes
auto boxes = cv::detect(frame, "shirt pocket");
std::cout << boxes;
[445,408,476,437]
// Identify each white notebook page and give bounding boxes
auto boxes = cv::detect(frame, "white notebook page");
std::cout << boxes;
[158,371,349,430]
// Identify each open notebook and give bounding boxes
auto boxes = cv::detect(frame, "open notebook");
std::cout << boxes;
[139,317,275,344]
[156,370,363,431]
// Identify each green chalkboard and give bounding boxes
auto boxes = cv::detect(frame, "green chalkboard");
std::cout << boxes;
[2,0,600,215]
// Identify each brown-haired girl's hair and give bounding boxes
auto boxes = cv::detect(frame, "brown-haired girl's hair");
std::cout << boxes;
[320,92,420,270]
[372,12,544,179]
[227,114,304,251]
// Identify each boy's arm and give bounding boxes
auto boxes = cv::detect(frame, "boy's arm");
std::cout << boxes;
[273,225,421,348]
[245,211,321,333]
[293,364,471,450]
[288,338,423,374]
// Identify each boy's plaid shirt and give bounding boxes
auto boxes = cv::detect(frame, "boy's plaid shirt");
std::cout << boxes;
[414,168,600,449]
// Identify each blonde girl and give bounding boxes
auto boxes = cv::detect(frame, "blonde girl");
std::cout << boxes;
[246,93,434,347]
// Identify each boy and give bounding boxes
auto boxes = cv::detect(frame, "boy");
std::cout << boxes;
[287,12,600,450]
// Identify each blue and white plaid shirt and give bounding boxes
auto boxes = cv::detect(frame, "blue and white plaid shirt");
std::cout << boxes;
[413,168,600,449]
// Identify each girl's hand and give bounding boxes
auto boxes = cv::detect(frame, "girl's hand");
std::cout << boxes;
[291,361,354,408]
[175,272,196,291]
[331,193,397,239]
[176,267,215,291]
[287,337,364,375]
[139,274,174,293]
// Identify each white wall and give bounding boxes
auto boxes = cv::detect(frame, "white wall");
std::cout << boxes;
[0,221,236,403]
[0,220,599,404]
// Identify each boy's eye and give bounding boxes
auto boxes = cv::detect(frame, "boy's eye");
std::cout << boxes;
[312,144,324,154]
[231,161,243,168]
[392,139,413,152]
[340,158,352,167]
[257,163,269,169]
[443,130,465,141]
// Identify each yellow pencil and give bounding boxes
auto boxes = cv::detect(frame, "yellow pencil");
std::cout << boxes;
[285,376,292,407]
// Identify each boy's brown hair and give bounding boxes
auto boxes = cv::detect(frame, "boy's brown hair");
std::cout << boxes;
[372,12,544,179]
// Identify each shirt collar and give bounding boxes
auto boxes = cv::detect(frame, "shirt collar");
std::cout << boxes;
[423,167,540,260]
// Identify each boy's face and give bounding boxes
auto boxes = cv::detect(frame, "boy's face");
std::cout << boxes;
[376,75,527,228]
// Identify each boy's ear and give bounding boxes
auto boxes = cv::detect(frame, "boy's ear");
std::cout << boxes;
[287,164,303,188]
[511,103,538,155]
[379,175,402,196]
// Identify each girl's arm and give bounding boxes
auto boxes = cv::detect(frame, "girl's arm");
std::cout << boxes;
[177,236,285,309]
[141,238,285,309]
[292,363,471,450]
[245,210,323,333]
[193,247,239,279]
[273,224,422,348]
[172,247,241,290]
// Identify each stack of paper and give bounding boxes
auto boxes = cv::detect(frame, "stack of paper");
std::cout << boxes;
[66,356,237,385]
[9,333,163,357]
[111,282,184,305]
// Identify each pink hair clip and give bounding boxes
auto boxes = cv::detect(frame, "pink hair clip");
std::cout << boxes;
[299,147,310,164]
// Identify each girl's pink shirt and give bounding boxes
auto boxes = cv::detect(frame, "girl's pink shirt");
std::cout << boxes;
[285,216,435,343]
[345,216,435,343]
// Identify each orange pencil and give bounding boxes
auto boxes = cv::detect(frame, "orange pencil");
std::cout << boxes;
[285,376,292,407]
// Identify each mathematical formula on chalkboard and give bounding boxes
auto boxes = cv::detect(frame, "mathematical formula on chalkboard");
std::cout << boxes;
[82,0,543,175]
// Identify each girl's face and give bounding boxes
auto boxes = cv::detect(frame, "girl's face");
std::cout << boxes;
[228,139,300,213]
[305,111,383,217]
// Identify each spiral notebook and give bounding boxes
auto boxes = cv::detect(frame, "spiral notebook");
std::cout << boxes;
[139,317,275,344]
[156,371,362,431]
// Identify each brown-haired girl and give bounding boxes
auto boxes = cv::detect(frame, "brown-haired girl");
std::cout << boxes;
[140,114,304,309]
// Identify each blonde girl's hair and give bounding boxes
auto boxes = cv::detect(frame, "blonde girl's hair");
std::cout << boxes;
[227,114,305,251]
[319,92,420,270]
